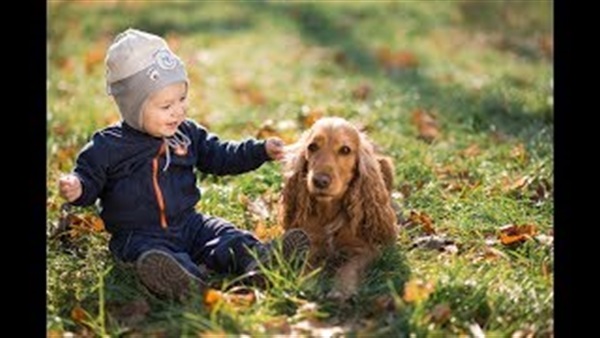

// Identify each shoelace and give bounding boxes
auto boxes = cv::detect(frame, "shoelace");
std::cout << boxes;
[162,129,191,171]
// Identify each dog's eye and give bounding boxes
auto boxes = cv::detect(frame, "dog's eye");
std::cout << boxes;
[308,143,319,152]
[339,145,352,155]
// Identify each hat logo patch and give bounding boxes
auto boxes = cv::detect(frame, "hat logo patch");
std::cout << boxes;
[155,49,178,70]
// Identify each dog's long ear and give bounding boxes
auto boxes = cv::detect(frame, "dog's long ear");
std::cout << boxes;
[279,133,312,230]
[344,134,398,245]
[377,155,395,193]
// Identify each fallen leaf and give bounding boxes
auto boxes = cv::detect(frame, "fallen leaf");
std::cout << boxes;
[376,47,419,71]
[498,224,537,246]
[203,288,224,310]
[373,294,396,314]
[460,144,481,158]
[262,316,291,335]
[430,303,452,324]
[411,109,440,142]
[231,77,267,106]
[256,120,282,140]
[253,221,283,242]
[406,210,437,234]
[85,41,106,74]
[352,83,372,101]
[510,143,527,162]
[70,304,89,324]
[403,279,435,303]
[538,34,553,59]
[483,247,508,260]
[299,106,325,129]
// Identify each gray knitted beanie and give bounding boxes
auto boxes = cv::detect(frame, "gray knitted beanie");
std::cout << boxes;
[105,28,188,132]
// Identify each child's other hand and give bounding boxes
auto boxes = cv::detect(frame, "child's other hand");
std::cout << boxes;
[265,137,285,161]
[58,174,82,202]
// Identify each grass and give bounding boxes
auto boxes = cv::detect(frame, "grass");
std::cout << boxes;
[47,1,553,337]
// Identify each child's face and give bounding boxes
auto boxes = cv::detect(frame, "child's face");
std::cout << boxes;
[142,82,188,137]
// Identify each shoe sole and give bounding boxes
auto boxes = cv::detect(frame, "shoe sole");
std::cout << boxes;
[136,250,205,300]
[280,229,311,261]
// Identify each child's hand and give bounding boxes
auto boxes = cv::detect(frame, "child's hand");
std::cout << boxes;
[265,137,285,161]
[58,174,82,203]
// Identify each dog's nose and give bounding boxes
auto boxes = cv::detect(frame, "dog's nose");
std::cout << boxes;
[312,173,331,189]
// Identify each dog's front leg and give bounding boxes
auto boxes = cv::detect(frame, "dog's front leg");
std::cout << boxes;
[327,249,377,301]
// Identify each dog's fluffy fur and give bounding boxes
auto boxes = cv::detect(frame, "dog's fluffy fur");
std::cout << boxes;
[279,117,398,300]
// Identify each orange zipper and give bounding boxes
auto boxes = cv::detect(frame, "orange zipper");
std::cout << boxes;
[152,143,168,228]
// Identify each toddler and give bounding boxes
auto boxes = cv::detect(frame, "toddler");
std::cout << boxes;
[57,28,309,300]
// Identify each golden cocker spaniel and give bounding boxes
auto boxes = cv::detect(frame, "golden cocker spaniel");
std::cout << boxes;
[279,117,398,300]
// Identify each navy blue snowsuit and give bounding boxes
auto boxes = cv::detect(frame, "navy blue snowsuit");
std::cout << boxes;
[70,119,270,277]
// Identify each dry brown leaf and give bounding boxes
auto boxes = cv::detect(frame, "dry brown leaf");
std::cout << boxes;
[411,109,440,142]
[430,303,452,324]
[407,210,436,235]
[299,106,325,129]
[510,143,527,162]
[69,214,105,234]
[376,47,419,70]
[70,304,88,323]
[373,294,396,314]
[538,34,553,59]
[262,316,291,335]
[483,247,508,260]
[55,146,78,164]
[403,279,435,303]
[460,144,481,158]
[57,57,75,73]
[256,120,281,140]
[352,83,372,101]
[231,77,267,106]
[85,42,106,74]
[498,224,537,246]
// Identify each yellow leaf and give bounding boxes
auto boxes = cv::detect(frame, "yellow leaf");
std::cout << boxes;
[403,279,435,303]
[203,288,223,310]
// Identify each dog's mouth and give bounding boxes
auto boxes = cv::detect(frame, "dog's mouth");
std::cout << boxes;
[309,188,342,201]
